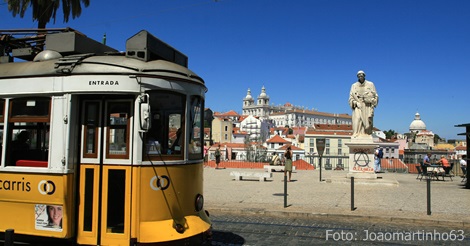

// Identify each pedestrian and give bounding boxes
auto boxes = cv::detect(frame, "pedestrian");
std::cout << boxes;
[271,152,280,166]
[460,155,467,177]
[436,155,450,167]
[374,147,383,173]
[436,155,450,175]
[215,145,221,169]
[284,146,293,182]
[422,152,432,175]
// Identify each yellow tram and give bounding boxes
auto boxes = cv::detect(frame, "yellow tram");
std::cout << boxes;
[0,28,211,245]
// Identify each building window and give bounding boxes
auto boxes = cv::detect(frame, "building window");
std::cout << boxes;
[338,139,342,147]
[326,139,330,147]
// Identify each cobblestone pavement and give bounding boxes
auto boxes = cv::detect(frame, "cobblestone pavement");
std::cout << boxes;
[204,168,470,227]
[208,212,470,246]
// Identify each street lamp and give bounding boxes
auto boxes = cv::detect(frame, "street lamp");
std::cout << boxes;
[316,138,326,182]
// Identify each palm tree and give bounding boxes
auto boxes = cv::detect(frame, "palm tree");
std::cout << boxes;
[5,0,90,29]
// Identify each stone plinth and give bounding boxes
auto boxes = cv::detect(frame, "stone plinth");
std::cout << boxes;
[346,137,378,179]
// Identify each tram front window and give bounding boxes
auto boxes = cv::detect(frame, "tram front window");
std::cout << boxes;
[144,91,185,160]
[6,97,50,167]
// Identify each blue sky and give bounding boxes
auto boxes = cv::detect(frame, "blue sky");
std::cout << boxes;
[1,0,469,140]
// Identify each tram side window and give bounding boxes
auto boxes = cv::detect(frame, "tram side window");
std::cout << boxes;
[0,100,4,163]
[189,96,203,159]
[7,98,50,167]
[144,91,185,159]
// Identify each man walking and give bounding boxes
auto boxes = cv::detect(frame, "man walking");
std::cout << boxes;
[374,147,383,173]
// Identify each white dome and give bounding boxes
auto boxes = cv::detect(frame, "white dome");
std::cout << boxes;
[409,112,426,132]
[244,88,254,101]
[258,86,269,99]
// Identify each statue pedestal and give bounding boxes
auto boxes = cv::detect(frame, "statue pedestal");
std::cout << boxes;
[346,136,378,179]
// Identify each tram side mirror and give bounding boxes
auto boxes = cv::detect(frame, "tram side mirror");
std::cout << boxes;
[140,103,151,131]
[140,95,151,132]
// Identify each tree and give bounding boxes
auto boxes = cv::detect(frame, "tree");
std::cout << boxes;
[383,129,397,139]
[5,0,90,29]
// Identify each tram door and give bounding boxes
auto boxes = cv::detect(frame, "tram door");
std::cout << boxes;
[76,97,133,246]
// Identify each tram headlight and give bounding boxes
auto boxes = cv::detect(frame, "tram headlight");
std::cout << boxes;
[195,194,204,212]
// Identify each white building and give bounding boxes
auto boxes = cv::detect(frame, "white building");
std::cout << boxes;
[239,115,270,142]
[242,87,352,128]
[409,112,435,148]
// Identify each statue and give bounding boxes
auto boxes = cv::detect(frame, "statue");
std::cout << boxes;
[348,70,379,137]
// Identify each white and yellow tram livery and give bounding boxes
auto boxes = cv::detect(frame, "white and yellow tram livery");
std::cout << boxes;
[0,28,211,245]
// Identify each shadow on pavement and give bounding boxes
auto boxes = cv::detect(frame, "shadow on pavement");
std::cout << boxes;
[206,231,245,246]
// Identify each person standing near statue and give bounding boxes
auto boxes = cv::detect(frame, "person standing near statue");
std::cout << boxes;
[215,145,221,169]
[284,146,293,182]
[348,70,379,137]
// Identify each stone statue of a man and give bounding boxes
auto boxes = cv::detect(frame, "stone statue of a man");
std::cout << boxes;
[348,70,379,137]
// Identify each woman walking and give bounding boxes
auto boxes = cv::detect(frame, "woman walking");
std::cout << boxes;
[284,146,293,182]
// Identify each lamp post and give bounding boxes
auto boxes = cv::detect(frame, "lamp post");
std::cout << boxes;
[316,138,326,182]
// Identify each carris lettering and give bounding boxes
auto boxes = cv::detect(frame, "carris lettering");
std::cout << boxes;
[0,177,31,192]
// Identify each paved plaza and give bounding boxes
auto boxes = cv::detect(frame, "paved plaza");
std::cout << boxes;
[203,167,470,228]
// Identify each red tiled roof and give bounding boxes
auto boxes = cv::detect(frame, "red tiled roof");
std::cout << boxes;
[292,127,307,135]
[455,145,466,150]
[266,134,290,143]
[213,110,239,116]
[278,144,303,151]
[305,124,352,135]
[223,110,240,116]
[306,131,352,136]
[293,159,314,170]
[210,142,246,149]
[417,130,434,136]
[238,115,249,121]
[270,127,288,134]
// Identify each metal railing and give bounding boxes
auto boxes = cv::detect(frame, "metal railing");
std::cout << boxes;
[205,155,412,173]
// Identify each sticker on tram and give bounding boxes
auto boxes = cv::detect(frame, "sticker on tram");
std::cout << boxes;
[35,204,63,232]
[38,180,56,195]
[150,175,170,191]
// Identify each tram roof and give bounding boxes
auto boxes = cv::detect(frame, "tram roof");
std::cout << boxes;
[0,28,204,85]
[0,54,204,85]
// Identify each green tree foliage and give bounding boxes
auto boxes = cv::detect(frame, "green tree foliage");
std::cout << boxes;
[5,0,90,28]
[383,129,396,139]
